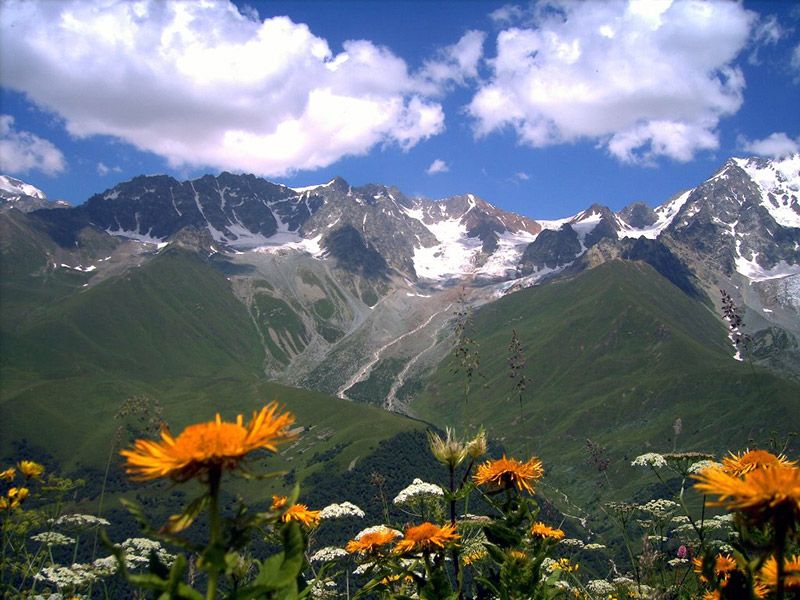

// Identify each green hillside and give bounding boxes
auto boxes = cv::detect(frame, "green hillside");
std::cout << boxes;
[0,247,425,503]
[413,260,800,501]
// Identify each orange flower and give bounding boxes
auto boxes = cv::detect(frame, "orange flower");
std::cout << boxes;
[473,455,544,494]
[394,522,460,554]
[0,467,15,482]
[530,521,565,540]
[281,503,320,527]
[346,527,400,553]
[702,591,720,600]
[721,449,796,477]
[271,495,288,510]
[120,403,296,481]
[758,555,800,589]
[692,464,800,521]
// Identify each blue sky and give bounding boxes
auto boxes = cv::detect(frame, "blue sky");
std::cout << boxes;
[1,0,799,219]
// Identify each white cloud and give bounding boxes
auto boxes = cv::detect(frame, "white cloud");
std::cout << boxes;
[792,43,800,80]
[469,0,755,164]
[515,171,530,181]
[0,1,447,177]
[96,162,122,176]
[739,132,800,159]
[426,159,449,175]
[0,115,66,176]
[419,30,486,93]
[489,4,525,24]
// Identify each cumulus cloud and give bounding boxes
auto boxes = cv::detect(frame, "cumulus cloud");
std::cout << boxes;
[419,30,486,93]
[515,171,530,181]
[469,0,755,164]
[426,159,449,175]
[739,132,800,159]
[0,0,449,177]
[0,115,66,176]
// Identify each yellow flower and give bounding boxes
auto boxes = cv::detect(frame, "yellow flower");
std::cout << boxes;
[120,403,296,481]
[531,521,565,540]
[18,460,44,479]
[474,455,544,494]
[394,522,460,554]
[701,591,720,600]
[547,557,579,573]
[692,464,800,522]
[721,449,796,477]
[461,547,487,565]
[2,486,29,510]
[280,504,320,527]
[346,527,400,554]
[271,495,288,510]
[0,467,15,482]
[758,555,800,589]
[692,554,739,585]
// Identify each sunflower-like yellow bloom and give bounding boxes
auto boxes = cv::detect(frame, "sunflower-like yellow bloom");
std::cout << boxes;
[531,521,565,540]
[346,527,399,554]
[120,403,296,481]
[701,591,721,600]
[692,464,800,521]
[281,503,320,527]
[271,495,288,510]
[693,554,738,584]
[546,557,579,573]
[18,460,44,479]
[394,522,460,554]
[0,467,15,482]
[758,555,800,589]
[474,455,544,494]
[721,449,796,477]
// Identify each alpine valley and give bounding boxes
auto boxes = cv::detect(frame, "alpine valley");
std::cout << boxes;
[1,156,800,509]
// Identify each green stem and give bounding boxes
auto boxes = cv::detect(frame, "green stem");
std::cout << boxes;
[774,512,788,600]
[206,466,222,600]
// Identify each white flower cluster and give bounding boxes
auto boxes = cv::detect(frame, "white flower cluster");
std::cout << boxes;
[392,478,444,506]
[668,558,689,567]
[584,543,606,551]
[352,561,375,575]
[31,532,75,547]
[52,514,110,528]
[119,537,175,567]
[640,499,679,518]
[34,564,98,590]
[631,453,667,468]
[688,459,722,474]
[319,501,365,520]
[354,525,401,540]
[558,538,585,548]
[586,579,615,595]
[309,546,348,563]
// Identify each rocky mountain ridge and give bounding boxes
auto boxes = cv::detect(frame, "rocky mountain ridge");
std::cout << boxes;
[3,154,799,399]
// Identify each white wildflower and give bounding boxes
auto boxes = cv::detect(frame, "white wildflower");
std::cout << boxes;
[558,538,585,548]
[90,556,118,576]
[553,581,571,590]
[319,501,365,520]
[631,453,667,468]
[671,515,690,525]
[34,564,97,589]
[668,558,689,567]
[119,537,175,567]
[586,580,615,595]
[352,561,375,575]
[640,499,679,518]
[688,460,722,474]
[53,514,110,528]
[309,546,348,563]
[31,532,75,547]
[584,543,607,551]
[392,479,444,506]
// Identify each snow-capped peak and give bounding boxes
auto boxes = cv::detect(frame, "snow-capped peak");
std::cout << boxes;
[288,179,337,194]
[0,175,46,200]
[732,154,800,228]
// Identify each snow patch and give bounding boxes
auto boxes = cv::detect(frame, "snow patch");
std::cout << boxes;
[412,218,483,280]
[289,179,336,194]
[735,254,800,281]
[733,155,800,228]
[618,190,693,239]
[0,175,46,199]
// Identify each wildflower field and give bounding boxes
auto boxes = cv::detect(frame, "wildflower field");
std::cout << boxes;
[2,401,798,599]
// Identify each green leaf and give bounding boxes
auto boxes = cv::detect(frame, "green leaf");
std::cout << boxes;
[160,493,209,534]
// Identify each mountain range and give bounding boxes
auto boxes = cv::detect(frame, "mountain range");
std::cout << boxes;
[1,154,799,505]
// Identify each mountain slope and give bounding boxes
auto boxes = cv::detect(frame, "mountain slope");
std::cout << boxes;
[412,260,800,499]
